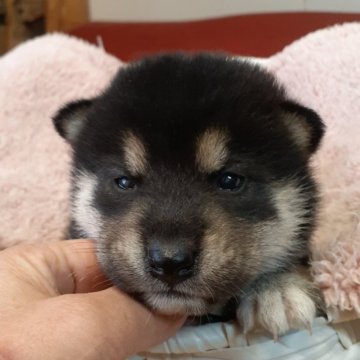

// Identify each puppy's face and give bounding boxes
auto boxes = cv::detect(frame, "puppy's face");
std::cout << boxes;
[54,54,324,315]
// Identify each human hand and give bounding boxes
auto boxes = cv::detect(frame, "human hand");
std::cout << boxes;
[0,240,185,360]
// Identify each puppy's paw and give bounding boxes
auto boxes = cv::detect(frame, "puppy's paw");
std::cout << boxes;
[236,272,324,339]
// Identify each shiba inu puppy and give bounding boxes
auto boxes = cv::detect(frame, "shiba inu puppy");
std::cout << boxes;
[53,53,325,337]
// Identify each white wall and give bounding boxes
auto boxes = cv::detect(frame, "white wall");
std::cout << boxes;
[90,0,360,22]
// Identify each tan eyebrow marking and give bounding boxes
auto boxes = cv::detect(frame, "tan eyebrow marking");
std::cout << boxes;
[196,128,229,172]
[122,131,147,175]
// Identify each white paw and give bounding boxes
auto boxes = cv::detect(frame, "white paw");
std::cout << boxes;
[237,274,320,339]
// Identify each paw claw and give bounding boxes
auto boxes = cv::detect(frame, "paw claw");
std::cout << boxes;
[236,297,255,334]
[236,273,322,338]
[272,331,279,342]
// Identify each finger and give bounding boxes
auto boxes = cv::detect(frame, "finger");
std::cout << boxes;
[0,240,110,295]
[3,287,186,360]
[59,287,186,358]
[44,239,111,293]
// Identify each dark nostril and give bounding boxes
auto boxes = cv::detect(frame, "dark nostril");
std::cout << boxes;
[148,247,195,285]
[149,251,194,274]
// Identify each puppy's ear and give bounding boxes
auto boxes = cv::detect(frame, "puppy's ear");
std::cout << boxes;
[281,101,325,154]
[53,99,94,144]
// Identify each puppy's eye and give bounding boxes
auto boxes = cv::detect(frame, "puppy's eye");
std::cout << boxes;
[115,176,136,190]
[217,172,245,191]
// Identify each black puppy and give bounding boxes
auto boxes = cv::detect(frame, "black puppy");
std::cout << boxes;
[53,53,325,337]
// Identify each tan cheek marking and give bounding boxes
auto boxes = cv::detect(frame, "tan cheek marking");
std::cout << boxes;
[258,181,310,272]
[196,128,229,172]
[99,203,147,278]
[272,182,309,244]
[200,205,245,279]
[72,171,102,238]
[122,131,147,175]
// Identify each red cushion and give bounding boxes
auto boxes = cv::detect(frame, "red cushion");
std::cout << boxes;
[71,12,360,60]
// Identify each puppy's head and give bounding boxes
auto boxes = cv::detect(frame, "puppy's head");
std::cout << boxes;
[54,54,324,315]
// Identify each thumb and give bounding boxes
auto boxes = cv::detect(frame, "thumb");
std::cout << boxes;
[0,240,185,359]
[58,287,185,358]
[4,287,185,360]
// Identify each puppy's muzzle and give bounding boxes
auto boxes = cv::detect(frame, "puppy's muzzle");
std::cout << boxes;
[148,243,196,286]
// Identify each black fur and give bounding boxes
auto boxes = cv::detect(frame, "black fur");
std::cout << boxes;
[53,53,325,321]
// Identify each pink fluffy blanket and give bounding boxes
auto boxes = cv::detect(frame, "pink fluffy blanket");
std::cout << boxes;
[1,23,359,315]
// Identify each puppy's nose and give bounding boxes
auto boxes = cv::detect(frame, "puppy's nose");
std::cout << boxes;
[148,246,195,286]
